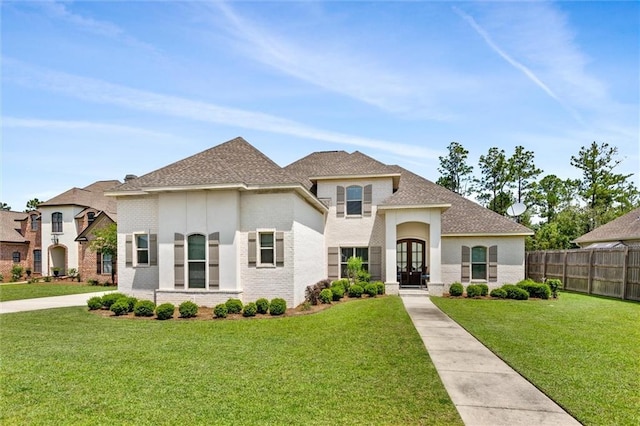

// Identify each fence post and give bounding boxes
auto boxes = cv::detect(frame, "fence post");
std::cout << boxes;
[542,251,547,280]
[621,246,629,300]
[562,250,568,286]
[587,250,594,294]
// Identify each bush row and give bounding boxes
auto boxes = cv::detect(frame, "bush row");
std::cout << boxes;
[213,297,287,318]
[304,279,385,305]
[448,279,553,301]
[87,293,199,320]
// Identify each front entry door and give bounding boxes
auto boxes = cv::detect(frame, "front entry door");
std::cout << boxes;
[396,239,426,287]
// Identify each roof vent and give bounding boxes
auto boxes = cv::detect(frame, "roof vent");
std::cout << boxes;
[124,174,138,182]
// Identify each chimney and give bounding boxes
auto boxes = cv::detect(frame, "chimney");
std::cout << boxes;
[124,174,138,183]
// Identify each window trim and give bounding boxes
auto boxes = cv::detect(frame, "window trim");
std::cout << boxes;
[346,185,363,216]
[52,212,63,233]
[135,233,150,266]
[257,229,276,267]
[101,253,113,275]
[33,250,42,274]
[13,251,21,263]
[30,214,39,231]
[187,233,207,289]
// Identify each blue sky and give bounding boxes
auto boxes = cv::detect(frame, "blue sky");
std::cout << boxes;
[2,1,638,211]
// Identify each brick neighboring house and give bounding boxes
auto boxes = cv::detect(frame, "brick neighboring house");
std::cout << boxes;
[38,180,120,282]
[0,210,41,281]
[107,137,532,307]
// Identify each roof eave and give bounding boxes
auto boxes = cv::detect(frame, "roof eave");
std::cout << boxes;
[310,173,401,181]
[442,231,534,237]
[378,203,452,211]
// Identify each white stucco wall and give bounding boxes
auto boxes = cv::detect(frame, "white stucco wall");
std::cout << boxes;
[39,205,85,275]
[441,235,526,291]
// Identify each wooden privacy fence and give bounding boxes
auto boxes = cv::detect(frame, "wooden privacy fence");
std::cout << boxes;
[526,247,640,302]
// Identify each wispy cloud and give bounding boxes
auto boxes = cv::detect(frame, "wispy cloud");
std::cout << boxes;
[202,2,454,120]
[453,6,584,124]
[38,1,160,54]
[3,59,442,160]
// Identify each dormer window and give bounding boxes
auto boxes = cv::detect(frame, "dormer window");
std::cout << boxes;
[30,214,39,231]
[346,186,363,216]
[87,212,95,225]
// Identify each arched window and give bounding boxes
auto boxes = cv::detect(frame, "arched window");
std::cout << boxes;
[346,185,363,215]
[52,212,63,233]
[471,246,487,280]
[188,234,206,288]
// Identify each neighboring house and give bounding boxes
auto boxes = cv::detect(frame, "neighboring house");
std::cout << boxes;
[0,210,41,281]
[38,180,120,281]
[574,207,640,248]
[108,137,532,307]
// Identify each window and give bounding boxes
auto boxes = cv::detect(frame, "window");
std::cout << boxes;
[471,246,487,280]
[188,234,206,288]
[136,234,149,265]
[31,214,39,231]
[259,232,275,265]
[102,253,113,275]
[87,212,95,225]
[340,247,368,278]
[13,252,21,263]
[52,212,63,233]
[34,250,42,273]
[346,186,363,216]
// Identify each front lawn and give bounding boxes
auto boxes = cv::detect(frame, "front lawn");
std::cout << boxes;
[0,282,116,302]
[431,293,640,426]
[0,297,462,425]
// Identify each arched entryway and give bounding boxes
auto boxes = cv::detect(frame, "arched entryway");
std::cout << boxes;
[50,246,67,276]
[396,239,427,287]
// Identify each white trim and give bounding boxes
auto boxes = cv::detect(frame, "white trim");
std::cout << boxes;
[378,204,451,211]
[257,228,276,268]
[133,232,150,267]
[443,232,533,237]
[310,173,401,181]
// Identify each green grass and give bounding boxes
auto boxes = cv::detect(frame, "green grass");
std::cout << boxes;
[431,292,640,426]
[0,282,115,302]
[0,296,462,425]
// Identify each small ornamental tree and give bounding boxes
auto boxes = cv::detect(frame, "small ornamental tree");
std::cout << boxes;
[89,222,117,284]
[346,256,363,284]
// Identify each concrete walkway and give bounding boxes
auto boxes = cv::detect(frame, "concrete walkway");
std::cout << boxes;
[0,291,115,314]
[401,293,581,426]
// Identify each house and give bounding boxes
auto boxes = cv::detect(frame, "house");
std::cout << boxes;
[108,137,532,307]
[38,180,120,281]
[0,210,41,281]
[574,207,640,248]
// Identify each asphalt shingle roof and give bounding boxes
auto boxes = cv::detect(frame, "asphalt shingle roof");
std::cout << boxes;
[112,137,302,192]
[39,180,120,215]
[0,211,28,243]
[574,207,640,244]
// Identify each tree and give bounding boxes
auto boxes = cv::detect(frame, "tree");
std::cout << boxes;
[25,198,41,212]
[1,202,11,211]
[475,147,513,214]
[89,223,117,284]
[530,206,589,250]
[436,142,474,196]
[570,142,639,230]
[530,175,579,223]
[508,146,542,204]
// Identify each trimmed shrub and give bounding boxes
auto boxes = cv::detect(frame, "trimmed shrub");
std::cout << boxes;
[156,303,175,320]
[356,269,371,284]
[490,288,507,299]
[374,281,385,295]
[547,278,562,298]
[256,298,269,314]
[364,283,378,297]
[243,302,257,317]
[101,292,127,309]
[449,282,464,297]
[466,284,482,298]
[87,296,102,310]
[179,301,198,318]
[110,299,130,316]
[348,284,363,298]
[331,279,349,292]
[269,298,287,316]
[502,284,529,300]
[124,296,138,312]
[87,278,100,286]
[517,280,551,299]
[305,279,333,305]
[225,298,243,314]
[319,288,333,304]
[213,304,228,318]
[478,283,489,296]
[331,285,345,301]
[134,300,156,317]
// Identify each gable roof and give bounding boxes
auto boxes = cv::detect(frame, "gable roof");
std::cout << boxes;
[574,207,640,245]
[111,137,303,192]
[39,180,120,215]
[0,211,28,243]
[381,167,532,235]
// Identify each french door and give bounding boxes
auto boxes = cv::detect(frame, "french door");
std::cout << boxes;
[396,239,426,287]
